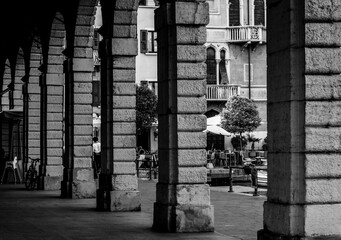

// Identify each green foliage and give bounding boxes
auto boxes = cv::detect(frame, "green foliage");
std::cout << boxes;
[136,84,158,134]
[221,95,261,135]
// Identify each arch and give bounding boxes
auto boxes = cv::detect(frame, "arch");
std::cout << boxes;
[205,108,220,118]
[206,47,216,84]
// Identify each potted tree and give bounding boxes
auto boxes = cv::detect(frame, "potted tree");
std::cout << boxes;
[221,95,261,165]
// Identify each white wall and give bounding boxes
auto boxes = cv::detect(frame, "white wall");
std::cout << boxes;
[136,6,158,84]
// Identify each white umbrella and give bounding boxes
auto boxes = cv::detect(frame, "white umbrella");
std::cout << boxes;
[203,125,231,136]
[207,115,222,126]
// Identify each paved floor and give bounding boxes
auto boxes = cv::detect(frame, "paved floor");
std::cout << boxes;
[0,180,266,240]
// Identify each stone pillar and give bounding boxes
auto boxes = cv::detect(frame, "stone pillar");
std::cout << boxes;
[258,1,341,239]
[60,3,97,198]
[2,63,11,110]
[27,47,42,168]
[40,30,65,190]
[152,1,214,232]
[14,56,24,108]
[96,0,141,211]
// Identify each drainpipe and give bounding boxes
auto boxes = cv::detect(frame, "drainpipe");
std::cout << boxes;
[248,0,251,99]
[248,45,251,99]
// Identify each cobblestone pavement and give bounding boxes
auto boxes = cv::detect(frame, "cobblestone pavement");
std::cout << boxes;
[0,180,266,240]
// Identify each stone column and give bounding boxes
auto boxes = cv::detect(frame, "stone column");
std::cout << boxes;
[153,1,214,232]
[27,47,42,168]
[40,28,65,190]
[96,0,141,212]
[2,63,11,110]
[61,2,97,198]
[258,1,341,239]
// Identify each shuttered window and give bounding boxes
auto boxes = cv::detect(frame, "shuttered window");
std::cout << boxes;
[244,64,254,82]
[219,50,229,84]
[229,0,240,26]
[140,30,157,53]
[254,0,265,25]
[206,47,216,85]
[92,81,101,107]
[140,30,148,53]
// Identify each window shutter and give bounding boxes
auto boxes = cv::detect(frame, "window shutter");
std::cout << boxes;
[219,62,229,84]
[93,29,99,50]
[92,81,101,107]
[140,30,148,53]
[244,64,253,82]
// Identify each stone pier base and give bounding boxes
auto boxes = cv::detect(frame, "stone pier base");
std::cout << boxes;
[96,189,141,211]
[38,176,62,190]
[153,202,214,232]
[257,230,341,240]
[61,180,96,198]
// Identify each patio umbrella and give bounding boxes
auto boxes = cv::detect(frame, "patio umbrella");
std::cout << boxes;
[207,115,222,126]
[203,125,231,136]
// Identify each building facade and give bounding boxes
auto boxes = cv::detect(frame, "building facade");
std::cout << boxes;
[136,0,267,151]
[1,0,341,238]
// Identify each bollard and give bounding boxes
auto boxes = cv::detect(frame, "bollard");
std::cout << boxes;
[228,161,234,192]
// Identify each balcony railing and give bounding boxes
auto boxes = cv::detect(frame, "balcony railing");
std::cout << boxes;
[226,26,266,42]
[206,85,241,101]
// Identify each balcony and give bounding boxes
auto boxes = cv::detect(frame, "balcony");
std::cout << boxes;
[206,25,266,43]
[227,26,266,42]
[206,85,241,101]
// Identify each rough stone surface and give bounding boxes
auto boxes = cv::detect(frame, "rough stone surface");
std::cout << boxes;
[72,181,96,199]
[153,203,214,233]
[109,190,141,211]
[175,205,214,232]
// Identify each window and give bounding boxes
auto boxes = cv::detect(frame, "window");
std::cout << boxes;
[206,47,216,85]
[219,50,229,84]
[139,0,147,5]
[229,0,265,26]
[254,0,265,25]
[93,28,100,50]
[140,30,157,53]
[244,64,254,82]
[92,81,101,107]
[229,0,240,26]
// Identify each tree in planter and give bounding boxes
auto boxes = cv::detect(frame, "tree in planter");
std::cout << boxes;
[136,84,158,149]
[221,95,261,161]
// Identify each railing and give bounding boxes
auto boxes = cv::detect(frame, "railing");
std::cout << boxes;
[226,26,266,42]
[206,84,241,101]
